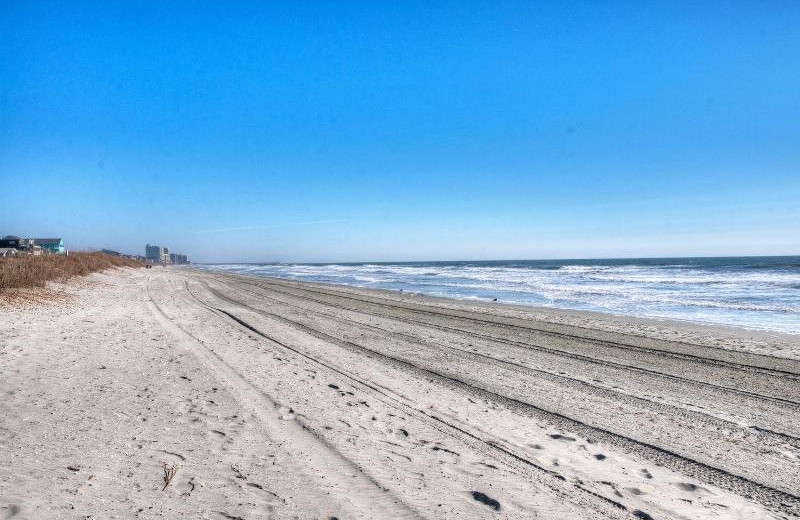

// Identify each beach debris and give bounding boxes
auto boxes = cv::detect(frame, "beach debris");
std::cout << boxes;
[66,465,80,472]
[471,491,501,510]
[432,445,460,456]
[214,512,245,520]
[182,477,196,496]
[156,449,186,461]
[162,463,177,490]
[231,464,246,480]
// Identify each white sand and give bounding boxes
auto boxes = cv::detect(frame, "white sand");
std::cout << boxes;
[1,267,798,519]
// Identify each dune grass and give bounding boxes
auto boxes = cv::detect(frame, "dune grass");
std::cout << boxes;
[0,252,145,291]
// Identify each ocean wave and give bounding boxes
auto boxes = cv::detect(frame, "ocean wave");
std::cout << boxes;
[198,258,800,334]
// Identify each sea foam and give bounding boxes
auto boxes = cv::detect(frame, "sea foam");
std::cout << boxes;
[200,257,800,334]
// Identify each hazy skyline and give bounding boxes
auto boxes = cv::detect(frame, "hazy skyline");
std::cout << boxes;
[2,1,799,263]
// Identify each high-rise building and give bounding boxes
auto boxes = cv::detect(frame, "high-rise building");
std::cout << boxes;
[145,244,165,263]
[147,244,189,264]
[169,253,189,264]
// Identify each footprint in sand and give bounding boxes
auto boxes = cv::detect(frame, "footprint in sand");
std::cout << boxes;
[676,482,707,493]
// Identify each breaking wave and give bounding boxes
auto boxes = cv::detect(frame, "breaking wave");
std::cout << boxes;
[200,257,800,334]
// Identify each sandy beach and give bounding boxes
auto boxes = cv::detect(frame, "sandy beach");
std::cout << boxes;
[2,267,799,519]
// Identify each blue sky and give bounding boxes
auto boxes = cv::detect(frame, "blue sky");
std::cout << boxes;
[2,1,798,262]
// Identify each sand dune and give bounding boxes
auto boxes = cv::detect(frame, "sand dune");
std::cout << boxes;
[1,267,798,519]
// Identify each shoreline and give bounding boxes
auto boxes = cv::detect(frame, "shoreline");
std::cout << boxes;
[2,267,799,518]
[192,267,800,360]
[192,255,800,337]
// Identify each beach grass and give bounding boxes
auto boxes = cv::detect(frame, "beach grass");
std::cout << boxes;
[0,252,145,291]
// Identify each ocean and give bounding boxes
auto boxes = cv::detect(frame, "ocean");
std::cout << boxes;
[200,257,800,334]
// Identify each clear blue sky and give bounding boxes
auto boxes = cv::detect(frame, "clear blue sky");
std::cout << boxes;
[2,1,798,262]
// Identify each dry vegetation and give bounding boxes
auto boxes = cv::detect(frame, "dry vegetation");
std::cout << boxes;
[0,252,145,291]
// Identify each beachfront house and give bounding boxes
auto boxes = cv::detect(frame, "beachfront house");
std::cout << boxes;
[0,247,19,257]
[33,238,65,254]
[0,235,24,249]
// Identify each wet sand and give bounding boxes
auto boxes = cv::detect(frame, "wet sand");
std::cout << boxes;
[1,267,798,519]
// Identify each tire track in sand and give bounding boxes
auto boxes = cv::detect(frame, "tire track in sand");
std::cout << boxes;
[196,276,800,516]
[145,278,423,520]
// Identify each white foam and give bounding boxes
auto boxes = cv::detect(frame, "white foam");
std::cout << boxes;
[197,261,800,334]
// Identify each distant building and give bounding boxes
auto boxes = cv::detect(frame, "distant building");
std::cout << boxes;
[0,235,24,249]
[32,238,65,254]
[145,244,168,263]
[169,253,189,265]
[146,244,188,264]
[1,235,61,253]
[0,247,19,257]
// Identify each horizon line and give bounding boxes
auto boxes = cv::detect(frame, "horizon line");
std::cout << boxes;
[192,253,800,265]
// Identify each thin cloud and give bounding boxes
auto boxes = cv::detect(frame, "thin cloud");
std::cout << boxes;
[194,219,347,234]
